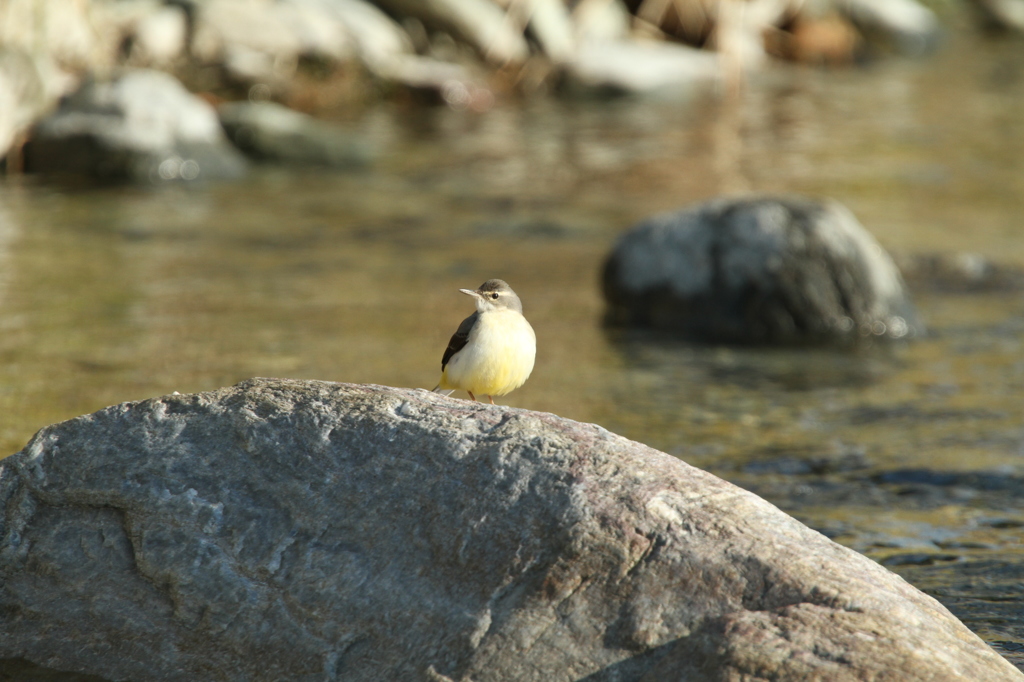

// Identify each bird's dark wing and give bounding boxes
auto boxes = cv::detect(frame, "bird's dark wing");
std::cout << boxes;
[441,312,478,370]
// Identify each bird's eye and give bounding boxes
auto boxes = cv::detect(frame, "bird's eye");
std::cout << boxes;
[491,293,499,299]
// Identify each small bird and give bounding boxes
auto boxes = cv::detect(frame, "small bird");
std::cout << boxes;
[432,279,536,405]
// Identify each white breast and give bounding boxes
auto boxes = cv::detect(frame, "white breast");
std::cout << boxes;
[444,310,536,397]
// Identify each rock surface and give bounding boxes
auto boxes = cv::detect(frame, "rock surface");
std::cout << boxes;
[2,378,1020,681]
[602,195,923,344]
[22,69,248,182]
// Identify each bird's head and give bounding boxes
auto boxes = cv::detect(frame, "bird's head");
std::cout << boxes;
[460,279,523,314]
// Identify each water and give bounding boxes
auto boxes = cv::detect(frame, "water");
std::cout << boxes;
[2,17,1023,666]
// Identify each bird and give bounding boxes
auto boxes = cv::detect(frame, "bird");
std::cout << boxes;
[432,279,536,405]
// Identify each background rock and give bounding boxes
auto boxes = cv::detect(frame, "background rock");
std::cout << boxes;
[1,379,1019,681]
[838,0,942,55]
[22,69,248,182]
[373,0,530,65]
[0,50,49,167]
[567,39,720,94]
[190,0,355,83]
[219,101,372,167]
[971,0,1024,31]
[602,195,923,344]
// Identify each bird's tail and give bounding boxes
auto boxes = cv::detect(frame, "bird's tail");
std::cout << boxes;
[432,385,455,396]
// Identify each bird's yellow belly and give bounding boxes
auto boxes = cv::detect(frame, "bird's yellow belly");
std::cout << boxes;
[439,311,536,397]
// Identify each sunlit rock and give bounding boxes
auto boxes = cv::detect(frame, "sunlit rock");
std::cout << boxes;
[837,0,941,55]
[22,69,248,182]
[129,5,189,66]
[0,50,48,164]
[373,0,530,65]
[0,0,99,72]
[567,39,720,95]
[190,0,357,83]
[602,195,923,344]
[2,379,1019,681]
[971,0,1024,32]
[521,0,576,64]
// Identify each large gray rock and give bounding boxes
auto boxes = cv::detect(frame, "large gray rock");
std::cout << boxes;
[1,379,1019,681]
[603,195,923,344]
[22,69,248,182]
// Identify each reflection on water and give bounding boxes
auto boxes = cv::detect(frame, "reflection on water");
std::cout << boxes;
[1,24,1023,664]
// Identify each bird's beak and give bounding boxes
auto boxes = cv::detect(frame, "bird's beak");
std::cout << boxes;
[459,288,480,299]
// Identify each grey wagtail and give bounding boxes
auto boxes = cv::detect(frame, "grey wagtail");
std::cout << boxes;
[432,279,536,404]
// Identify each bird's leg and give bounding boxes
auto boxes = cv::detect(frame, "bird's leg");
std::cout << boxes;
[468,391,477,401]
[488,396,495,405]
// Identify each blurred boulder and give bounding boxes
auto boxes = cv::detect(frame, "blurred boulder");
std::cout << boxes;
[896,251,1024,294]
[971,0,1024,32]
[23,69,248,182]
[512,0,577,64]
[373,0,530,65]
[304,0,415,71]
[190,0,356,83]
[188,0,481,95]
[623,0,939,62]
[129,4,189,66]
[219,100,371,167]
[602,195,923,344]
[0,50,49,165]
[567,39,720,94]
[2,378,1021,681]
[0,0,100,71]
[837,0,941,55]
[572,0,632,43]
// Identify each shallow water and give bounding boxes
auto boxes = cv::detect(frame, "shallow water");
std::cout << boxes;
[2,15,1024,666]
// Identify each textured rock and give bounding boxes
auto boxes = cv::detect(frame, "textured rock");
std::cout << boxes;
[602,195,923,344]
[22,69,248,182]
[2,378,1019,681]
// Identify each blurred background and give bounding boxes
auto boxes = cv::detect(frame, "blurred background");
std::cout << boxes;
[1,0,1023,668]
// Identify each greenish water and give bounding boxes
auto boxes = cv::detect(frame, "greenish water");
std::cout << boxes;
[2,22,1023,666]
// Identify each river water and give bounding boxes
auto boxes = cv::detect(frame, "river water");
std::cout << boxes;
[1,16,1023,668]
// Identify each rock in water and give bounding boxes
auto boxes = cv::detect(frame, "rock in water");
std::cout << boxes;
[22,69,248,183]
[602,195,923,344]
[1,379,1017,682]
[219,101,372,168]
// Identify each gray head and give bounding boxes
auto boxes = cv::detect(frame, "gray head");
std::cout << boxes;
[460,279,523,313]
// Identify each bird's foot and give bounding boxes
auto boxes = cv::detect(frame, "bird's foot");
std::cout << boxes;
[488,396,495,405]
[468,391,477,401]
